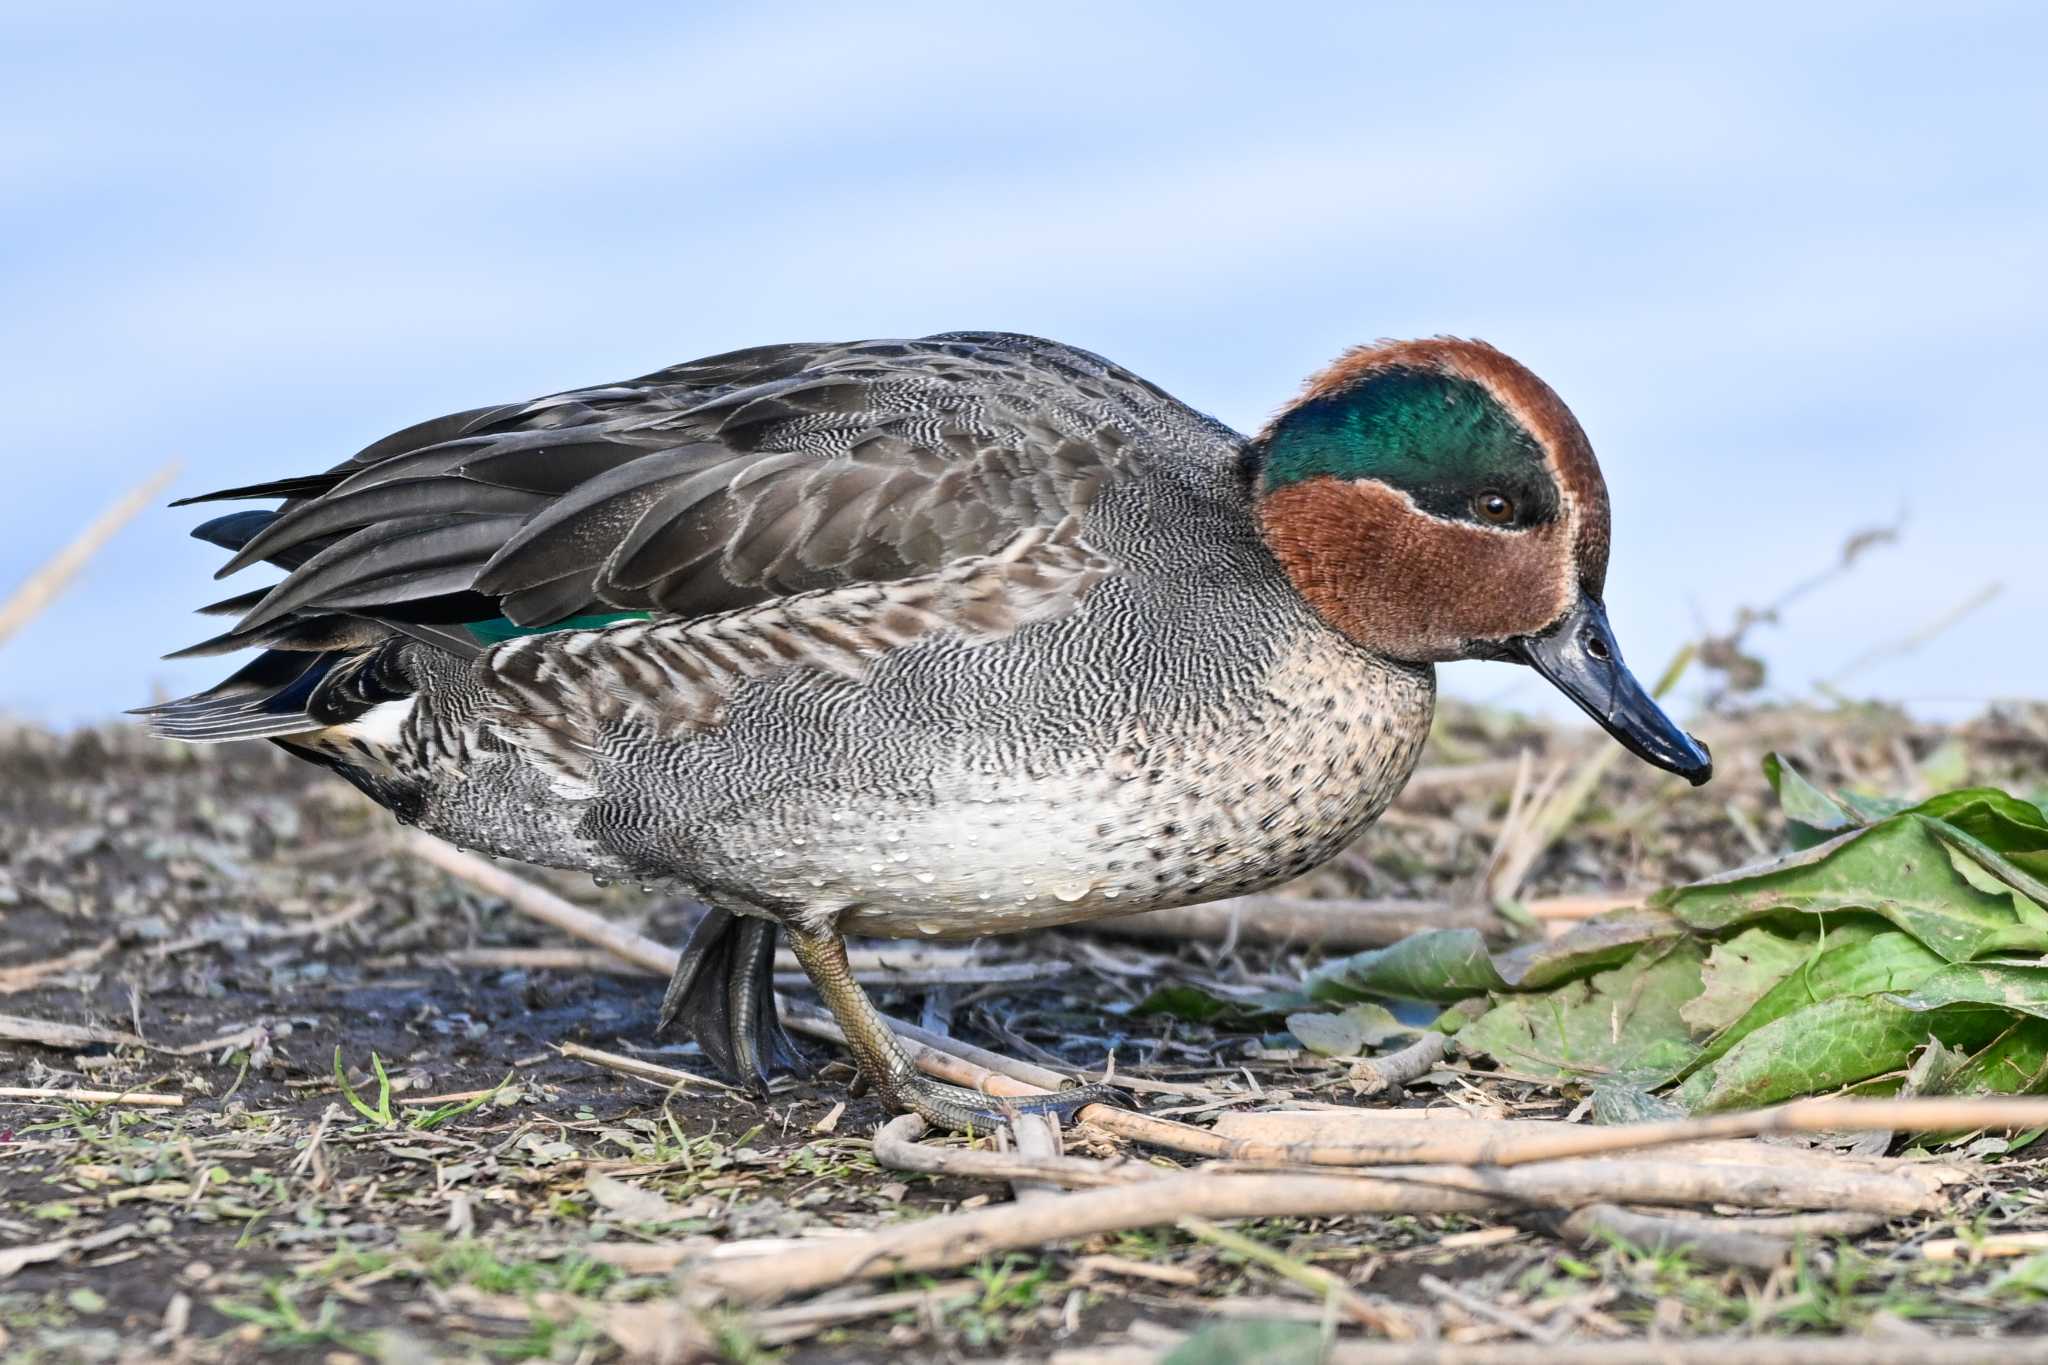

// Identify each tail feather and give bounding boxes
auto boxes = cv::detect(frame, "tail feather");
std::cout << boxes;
[132,649,340,742]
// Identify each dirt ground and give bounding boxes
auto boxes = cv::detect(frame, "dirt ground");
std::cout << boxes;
[6,706,2048,1362]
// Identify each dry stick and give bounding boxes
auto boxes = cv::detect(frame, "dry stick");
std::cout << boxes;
[556,1041,742,1095]
[1008,1112,1066,1202]
[1524,893,1641,922]
[867,1115,1927,1218]
[0,1013,145,1050]
[1560,1203,1790,1272]
[0,1087,184,1108]
[0,939,117,995]
[0,461,181,651]
[401,833,678,975]
[1922,1229,2048,1262]
[1348,1032,1448,1097]
[871,1113,1156,1190]
[1094,895,1506,949]
[424,947,654,975]
[1180,1213,1415,1340]
[418,944,981,978]
[1203,1112,1964,1185]
[694,1172,1503,1302]
[1417,1272,1556,1344]
[1461,1096,2048,1167]
[1058,1340,2048,1365]
[1198,1100,2041,1171]
[692,1152,1927,1305]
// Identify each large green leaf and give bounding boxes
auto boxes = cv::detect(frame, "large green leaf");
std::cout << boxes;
[1653,815,2029,961]
[1306,913,1680,1005]
[1454,941,1705,1085]
[1675,928,1941,1081]
[1679,925,1817,1034]
[1674,997,2004,1112]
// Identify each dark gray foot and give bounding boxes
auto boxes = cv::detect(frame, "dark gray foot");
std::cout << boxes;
[656,905,809,1093]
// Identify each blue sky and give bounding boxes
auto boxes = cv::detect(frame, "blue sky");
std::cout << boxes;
[2,3,2043,726]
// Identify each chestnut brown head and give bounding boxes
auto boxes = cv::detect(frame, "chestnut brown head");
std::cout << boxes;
[1252,338,1710,784]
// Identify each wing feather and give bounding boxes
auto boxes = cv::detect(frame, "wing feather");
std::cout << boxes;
[171,331,1238,662]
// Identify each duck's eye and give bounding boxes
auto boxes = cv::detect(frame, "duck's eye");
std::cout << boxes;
[1474,491,1516,525]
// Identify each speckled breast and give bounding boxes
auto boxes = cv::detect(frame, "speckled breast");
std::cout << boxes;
[698,620,1438,940]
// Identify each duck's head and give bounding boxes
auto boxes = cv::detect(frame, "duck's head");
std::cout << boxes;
[1251,337,1711,785]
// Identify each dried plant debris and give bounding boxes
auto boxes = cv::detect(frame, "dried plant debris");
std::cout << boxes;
[6,708,2048,1360]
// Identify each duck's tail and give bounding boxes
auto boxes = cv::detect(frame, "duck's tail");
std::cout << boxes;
[134,509,417,744]
[132,648,345,742]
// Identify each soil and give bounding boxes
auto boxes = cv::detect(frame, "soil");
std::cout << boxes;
[5,708,2048,1362]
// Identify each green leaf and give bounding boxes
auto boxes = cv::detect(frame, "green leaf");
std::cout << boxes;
[1454,940,1705,1085]
[1286,1002,1417,1057]
[1163,1321,1324,1365]
[409,1070,515,1131]
[1676,927,1937,1081]
[1654,815,2027,962]
[1890,962,2048,1021]
[1307,913,1681,1004]
[1679,925,1816,1034]
[333,1046,395,1128]
[1948,1018,2048,1096]
[1131,983,1302,1025]
[1992,1252,2048,1299]
[1675,996,2002,1112]
[1763,752,1858,847]
[1915,788,2048,879]
[1901,1036,1967,1098]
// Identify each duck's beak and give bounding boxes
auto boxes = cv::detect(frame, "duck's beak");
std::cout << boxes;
[1513,595,1713,785]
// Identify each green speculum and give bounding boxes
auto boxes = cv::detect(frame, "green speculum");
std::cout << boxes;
[464,611,651,645]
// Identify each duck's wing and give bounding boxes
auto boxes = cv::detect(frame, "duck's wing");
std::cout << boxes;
[174,332,1236,660]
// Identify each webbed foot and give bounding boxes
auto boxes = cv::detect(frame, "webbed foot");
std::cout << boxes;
[656,905,809,1093]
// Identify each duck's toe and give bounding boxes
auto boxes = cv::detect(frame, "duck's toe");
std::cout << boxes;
[657,905,810,1092]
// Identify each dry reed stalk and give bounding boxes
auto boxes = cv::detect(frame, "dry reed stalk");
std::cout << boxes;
[1051,1337,2048,1365]
[691,1151,1928,1304]
[1348,1032,1448,1096]
[0,1087,183,1107]
[1206,1111,1965,1186]
[1560,1202,1791,1270]
[401,833,678,974]
[556,1041,742,1094]
[0,461,181,651]
[870,1113,1157,1190]
[1094,895,1506,948]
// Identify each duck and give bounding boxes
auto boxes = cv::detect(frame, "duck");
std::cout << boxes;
[140,331,1711,1129]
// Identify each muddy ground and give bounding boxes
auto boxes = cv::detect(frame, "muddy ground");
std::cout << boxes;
[6,706,2048,1362]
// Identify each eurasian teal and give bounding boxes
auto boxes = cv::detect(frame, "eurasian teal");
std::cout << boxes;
[142,332,1710,1127]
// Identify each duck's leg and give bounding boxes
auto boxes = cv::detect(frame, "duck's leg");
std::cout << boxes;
[784,923,1124,1131]
[657,906,808,1092]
